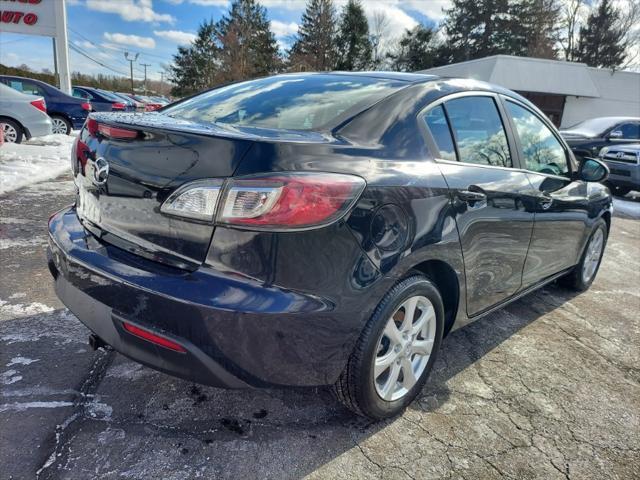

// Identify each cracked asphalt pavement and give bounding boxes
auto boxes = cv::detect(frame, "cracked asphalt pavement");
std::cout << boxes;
[1,175,639,479]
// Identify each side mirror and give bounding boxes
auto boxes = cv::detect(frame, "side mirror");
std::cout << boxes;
[608,130,623,139]
[579,157,609,183]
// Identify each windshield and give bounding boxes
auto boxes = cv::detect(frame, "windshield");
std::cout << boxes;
[97,89,124,102]
[162,74,406,131]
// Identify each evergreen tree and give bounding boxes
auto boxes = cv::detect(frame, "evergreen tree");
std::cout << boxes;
[387,25,443,72]
[576,0,627,68]
[288,0,338,71]
[169,20,219,96]
[216,0,281,83]
[336,0,372,70]
[441,0,560,63]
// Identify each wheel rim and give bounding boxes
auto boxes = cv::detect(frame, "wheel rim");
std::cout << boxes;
[3,123,18,142]
[51,118,67,134]
[582,228,604,283]
[373,295,436,402]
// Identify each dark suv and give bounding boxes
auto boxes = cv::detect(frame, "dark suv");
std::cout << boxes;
[47,73,612,419]
[561,116,640,159]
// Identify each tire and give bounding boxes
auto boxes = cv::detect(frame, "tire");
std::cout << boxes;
[50,115,71,135]
[333,275,444,420]
[560,219,608,291]
[1,118,24,144]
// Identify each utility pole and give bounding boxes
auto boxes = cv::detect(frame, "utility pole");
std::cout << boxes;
[140,63,151,95]
[158,71,164,95]
[124,52,139,93]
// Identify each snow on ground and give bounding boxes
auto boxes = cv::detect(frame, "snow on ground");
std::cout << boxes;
[0,133,76,195]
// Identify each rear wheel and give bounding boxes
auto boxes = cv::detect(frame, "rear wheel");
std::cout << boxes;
[1,119,23,144]
[51,115,71,135]
[333,275,444,419]
[561,219,608,291]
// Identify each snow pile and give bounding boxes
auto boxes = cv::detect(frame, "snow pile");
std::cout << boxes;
[0,133,76,195]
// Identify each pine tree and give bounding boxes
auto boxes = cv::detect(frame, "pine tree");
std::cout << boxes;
[336,0,372,71]
[441,0,561,63]
[169,20,219,97]
[576,0,627,69]
[387,25,443,72]
[288,0,338,71]
[216,0,281,83]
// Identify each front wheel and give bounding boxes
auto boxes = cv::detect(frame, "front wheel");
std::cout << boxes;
[51,115,71,135]
[561,219,608,291]
[333,275,444,420]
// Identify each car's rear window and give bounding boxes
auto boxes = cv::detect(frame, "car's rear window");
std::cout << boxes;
[162,74,406,131]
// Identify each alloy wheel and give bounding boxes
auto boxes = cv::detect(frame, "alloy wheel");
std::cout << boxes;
[373,295,436,402]
[51,118,68,134]
[3,123,18,143]
[582,228,604,283]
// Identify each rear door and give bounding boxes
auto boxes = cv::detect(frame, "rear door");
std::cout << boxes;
[422,93,534,316]
[501,97,590,286]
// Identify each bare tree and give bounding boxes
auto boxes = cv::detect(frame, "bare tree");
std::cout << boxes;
[370,10,390,69]
[560,0,587,61]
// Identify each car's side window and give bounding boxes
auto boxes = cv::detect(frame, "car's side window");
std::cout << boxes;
[20,81,44,96]
[73,89,92,100]
[617,122,640,139]
[443,96,512,168]
[505,101,569,177]
[423,105,457,161]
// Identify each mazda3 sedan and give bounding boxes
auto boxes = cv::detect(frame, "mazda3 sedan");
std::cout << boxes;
[47,73,612,419]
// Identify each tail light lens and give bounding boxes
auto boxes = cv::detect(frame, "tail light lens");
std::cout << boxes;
[160,173,365,230]
[81,102,92,111]
[97,124,138,139]
[30,98,47,112]
[111,102,126,110]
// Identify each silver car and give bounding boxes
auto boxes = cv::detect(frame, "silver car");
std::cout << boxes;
[599,143,640,196]
[0,83,52,143]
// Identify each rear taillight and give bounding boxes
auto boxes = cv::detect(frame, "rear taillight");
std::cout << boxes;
[160,173,365,230]
[30,98,46,112]
[81,102,92,111]
[97,123,138,139]
[84,117,138,140]
[112,102,126,110]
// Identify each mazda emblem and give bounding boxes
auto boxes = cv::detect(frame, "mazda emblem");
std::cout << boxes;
[93,157,109,185]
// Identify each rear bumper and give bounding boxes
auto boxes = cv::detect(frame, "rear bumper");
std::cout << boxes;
[48,207,368,388]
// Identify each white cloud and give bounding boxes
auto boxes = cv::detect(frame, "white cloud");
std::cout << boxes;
[104,32,156,50]
[76,40,97,50]
[271,20,298,38]
[154,29,197,44]
[86,0,175,24]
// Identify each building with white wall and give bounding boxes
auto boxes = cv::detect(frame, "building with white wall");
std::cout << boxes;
[420,55,640,128]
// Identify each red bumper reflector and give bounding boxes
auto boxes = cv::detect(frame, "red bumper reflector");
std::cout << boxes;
[122,322,186,353]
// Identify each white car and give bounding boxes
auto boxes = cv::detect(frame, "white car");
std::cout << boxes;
[0,83,52,143]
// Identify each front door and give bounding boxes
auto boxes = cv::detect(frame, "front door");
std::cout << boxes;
[502,98,591,286]
[422,94,534,316]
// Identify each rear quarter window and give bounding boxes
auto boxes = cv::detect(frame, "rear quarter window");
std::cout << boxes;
[163,75,406,131]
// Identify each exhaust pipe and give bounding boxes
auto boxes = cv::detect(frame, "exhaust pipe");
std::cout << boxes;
[89,334,112,351]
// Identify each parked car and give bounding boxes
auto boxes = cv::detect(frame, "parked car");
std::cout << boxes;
[599,143,640,196]
[561,116,640,159]
[72,86,132,112]
[116,92,145,111]
[0,83,52,143]
[121,93,164,111]
[108,91,140,111]
[48,73,612,420]
[0,75,92,135]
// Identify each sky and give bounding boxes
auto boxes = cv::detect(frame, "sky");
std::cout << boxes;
[0,0,451,82]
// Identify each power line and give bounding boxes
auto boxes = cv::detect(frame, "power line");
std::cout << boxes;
[69,27,169,61]
[68,42,129,76]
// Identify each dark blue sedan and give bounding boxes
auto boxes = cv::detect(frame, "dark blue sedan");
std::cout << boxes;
[72,86,133,112]
[0,75,92,135]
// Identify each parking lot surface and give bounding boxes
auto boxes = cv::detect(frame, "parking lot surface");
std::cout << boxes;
[1,175,639,479]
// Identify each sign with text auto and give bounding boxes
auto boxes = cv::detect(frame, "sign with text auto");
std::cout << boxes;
[0,0,57,37]
[0,0,71,93]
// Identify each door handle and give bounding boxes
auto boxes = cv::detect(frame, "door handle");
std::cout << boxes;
[457,189,487,204]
